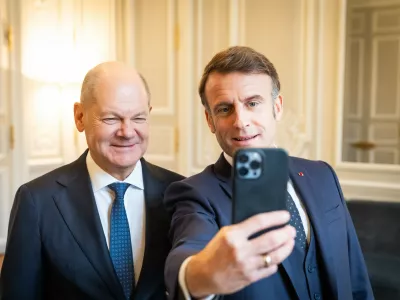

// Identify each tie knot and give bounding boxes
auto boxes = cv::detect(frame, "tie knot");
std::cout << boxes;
[108,182,130,200]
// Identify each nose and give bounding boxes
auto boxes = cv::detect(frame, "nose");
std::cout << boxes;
[117,120,135,139]
[232,106,250,129]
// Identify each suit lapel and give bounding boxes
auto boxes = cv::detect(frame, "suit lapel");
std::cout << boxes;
[52,151,125,300]
[213,153,233,199]
[133,159,168,299]
[288,158,338,295]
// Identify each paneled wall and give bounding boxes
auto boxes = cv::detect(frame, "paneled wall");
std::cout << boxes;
[337,0,400,201]
[129,0,341,175]
[343,4,400,164]
[1,0,400,253]
[0,0,12,252]
[130,0,180,171]
[0,0,118,252]
[20,0,117,180]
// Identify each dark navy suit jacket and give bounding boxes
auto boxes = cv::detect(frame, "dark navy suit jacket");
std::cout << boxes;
[164,154,373,299]
[0,151,184,300]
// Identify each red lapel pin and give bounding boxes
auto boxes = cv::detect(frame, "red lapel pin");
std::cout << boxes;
[298,172,304,177]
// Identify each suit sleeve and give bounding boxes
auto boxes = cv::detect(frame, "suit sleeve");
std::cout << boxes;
[164,181,220,300]
[322,162,374,300]
[0,185,43,299]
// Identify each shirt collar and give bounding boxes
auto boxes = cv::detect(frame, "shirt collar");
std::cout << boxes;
[223,152,233,166]
[86,151,144,192]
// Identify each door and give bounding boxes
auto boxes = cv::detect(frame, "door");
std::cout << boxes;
[125,0,181,173]
[343,3,400,164]
[0,0,13,252]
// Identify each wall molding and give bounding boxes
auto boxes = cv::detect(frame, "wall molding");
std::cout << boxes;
[333,0,400,202]
[336,160,400,201]
[335,0,348,165]
[176,0,195,175]
[150,0,176,116]
[347,38,364,119]
[350,0,400,8]
[342,180,400,202]
[370,35,400,119]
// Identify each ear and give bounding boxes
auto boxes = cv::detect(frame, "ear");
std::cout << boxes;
[74,102,85,132]
[204,109,216,133]
[273,95,284,121]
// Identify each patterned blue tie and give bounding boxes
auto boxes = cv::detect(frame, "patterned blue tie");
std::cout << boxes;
[109,182,134,299]
[286,192,307,250]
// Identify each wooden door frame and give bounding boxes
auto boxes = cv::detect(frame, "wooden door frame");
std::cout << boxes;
[0,0,27,253]
[335,0,400,202]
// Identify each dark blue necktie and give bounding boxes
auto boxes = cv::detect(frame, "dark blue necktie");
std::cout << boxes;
[109,182,134,299]
[286,192,307,250]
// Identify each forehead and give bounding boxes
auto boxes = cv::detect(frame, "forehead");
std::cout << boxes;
[205,72,273,103]
[94,77,148,109]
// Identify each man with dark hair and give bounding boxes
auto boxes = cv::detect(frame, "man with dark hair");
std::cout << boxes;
[164,46,373,299]
[1,62,184,300]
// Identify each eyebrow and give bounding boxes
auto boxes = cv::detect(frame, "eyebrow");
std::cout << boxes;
[213,95,265,112]
[100,111,148,118]
[242,95,265,102]
[131,111,148,118]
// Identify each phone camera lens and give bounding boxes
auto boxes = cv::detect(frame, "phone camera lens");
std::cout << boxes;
[238,167,249,176]
[250,160,261,170]
[238,154,249,163]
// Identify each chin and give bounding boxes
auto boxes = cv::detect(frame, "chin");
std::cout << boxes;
[116,157,139,167]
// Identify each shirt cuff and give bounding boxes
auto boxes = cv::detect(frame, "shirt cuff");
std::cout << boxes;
[179,256,215,300]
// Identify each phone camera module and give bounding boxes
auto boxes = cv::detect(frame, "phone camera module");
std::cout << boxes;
[238,167,249,177]
[236,151,262,179]
[238,154,249,163]
[250,160,261,170]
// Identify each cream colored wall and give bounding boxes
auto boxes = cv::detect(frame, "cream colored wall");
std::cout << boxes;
[1,0,400,252]
[239,0,309,159]
[243,0,302,117]
[132,0,400,201]
[0,0,118,252]
[335,0,400,201]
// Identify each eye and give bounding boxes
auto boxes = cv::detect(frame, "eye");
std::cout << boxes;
[133,117,147,123]
[102,118,119,125]
[248,101,259,107]
[217,106,231,114]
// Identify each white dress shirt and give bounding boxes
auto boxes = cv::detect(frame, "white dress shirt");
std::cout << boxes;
[86,152,146,284]
[179,152,310,299]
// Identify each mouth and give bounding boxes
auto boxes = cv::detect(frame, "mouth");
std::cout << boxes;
[232,134,259,142]
[111,144,135,148]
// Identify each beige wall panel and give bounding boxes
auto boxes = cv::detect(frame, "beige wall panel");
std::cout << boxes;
[243,0,302,118]
[191,0,230,172]
[133,0,174,114]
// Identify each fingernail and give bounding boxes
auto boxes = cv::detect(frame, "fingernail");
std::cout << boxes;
[283,211,290,220]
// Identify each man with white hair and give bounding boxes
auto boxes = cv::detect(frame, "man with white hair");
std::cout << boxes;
[0,62,184,300]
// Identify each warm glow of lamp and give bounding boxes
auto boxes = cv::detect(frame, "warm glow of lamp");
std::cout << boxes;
[20,0,115,160]
[21,0,115,84]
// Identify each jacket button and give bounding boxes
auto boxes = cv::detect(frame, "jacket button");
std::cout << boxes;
[314,293,321,300]
[307,265,314,273]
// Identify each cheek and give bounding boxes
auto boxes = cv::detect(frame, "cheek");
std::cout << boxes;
[136,124,150,138]
[89,124,116,142]
[214,118,230,133]
[255,108,275,127]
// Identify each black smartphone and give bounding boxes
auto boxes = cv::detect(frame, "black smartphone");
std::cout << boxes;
[232,148,289,227]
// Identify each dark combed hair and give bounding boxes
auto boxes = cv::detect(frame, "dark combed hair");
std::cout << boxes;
[198,46,281,109]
